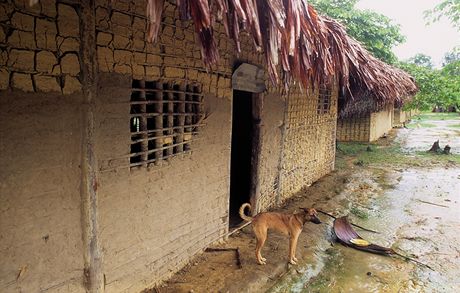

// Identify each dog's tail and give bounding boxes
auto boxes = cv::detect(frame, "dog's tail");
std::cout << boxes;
[239,203,253,222]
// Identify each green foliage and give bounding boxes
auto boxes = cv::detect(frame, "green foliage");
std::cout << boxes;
[425,0,460,31]
[398,51,460,111]
[309,0,405,64]
[443,46,460,66]
[407,53,434,68]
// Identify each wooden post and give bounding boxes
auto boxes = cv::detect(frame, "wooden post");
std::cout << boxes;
[79,1,103,292]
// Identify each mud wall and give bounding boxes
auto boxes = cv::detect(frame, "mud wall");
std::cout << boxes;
[336,115,371,142]
[393,108,407,127]
[0,92,85,292]
[1,0,337,291]
[278,85,338,201]
[370,104,393,142]
[91,1,282,290]
[0,1,86,292]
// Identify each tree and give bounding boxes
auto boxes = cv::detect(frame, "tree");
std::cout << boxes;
[399,56,460,111]
[443,46,460,66]
[310,0,405,64]
[407,53,434,68]
[425,0,460,31]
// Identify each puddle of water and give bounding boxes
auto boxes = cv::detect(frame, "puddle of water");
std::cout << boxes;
[399,120,460,154]
[271,168,460,293]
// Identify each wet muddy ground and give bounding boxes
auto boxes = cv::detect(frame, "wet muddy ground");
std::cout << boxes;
[150,114,460,293]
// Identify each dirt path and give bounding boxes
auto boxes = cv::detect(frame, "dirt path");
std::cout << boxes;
[149,115,460,293]
[272,116,460,292]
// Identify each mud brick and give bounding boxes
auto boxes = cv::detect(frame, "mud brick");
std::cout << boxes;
[133,0,145,15]
[133,52,146,64]
[164,67,185,79]
[13,0,40,13]
[113,35,130,49]
[115,0,131,11]
[57,4,79,37]
[59,37,80,53]
[8,49,34,71]
[132,64,145,79]
[95,7,109,30]
[40,0,57,18]
[60,53,80,75]
[0,50,6,66]
[95,0,109,6]
[132,17,146,31]
[97,32,113,46]
[146,53,161,65]
[113,64,131,75]
[132,39,145,51]
[217,76,230,90]
[11,11,34,31]
[111,12,131,36]
[0,5,11,22]
[36,18,57,50]
[0,68,9,90]
[0,28,5,44]
[34,75,61,92]
[97,46,114,72]
[145,66,160,78]
[186,69,198,80]
[8,30,36,49]
[12,72,33,91]
[62,75,81,94]
[36,51,58,73]
[114,49,132,64]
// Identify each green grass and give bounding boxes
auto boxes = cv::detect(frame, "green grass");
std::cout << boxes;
[350,206,369,220]
[413,112,460,121]
[448,123,460,129]
[336,141,460,168]
[405,122,437,129]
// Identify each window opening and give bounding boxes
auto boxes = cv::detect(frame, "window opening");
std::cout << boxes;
[129,79,203,168]
[317,84,332,114]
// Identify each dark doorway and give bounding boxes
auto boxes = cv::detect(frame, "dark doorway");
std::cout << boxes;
[229,90,259,227]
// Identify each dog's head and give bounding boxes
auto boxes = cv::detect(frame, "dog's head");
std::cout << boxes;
[301,208,321,224]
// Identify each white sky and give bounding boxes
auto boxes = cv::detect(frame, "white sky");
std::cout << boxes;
[356,0,460,67]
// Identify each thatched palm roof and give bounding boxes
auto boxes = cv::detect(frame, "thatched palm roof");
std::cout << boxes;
[29,0,417,116]
[146,0,417,117]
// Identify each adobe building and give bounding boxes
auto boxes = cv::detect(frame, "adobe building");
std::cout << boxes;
[337,104,395,142]
[0,1,416,292]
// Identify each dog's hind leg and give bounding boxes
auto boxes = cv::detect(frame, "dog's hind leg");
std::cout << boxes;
[254,228,267,265]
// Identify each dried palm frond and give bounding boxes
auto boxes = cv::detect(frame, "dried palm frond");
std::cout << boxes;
[106,1,418,115]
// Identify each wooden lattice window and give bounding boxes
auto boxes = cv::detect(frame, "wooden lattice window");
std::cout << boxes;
[129,80,203,168]
[317,84,332,114]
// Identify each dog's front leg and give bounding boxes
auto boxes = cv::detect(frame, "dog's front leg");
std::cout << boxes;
[288,231,301,265]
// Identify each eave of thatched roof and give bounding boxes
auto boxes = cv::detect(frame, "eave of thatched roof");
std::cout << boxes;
[30,0,416,117]
[143,0,416,117]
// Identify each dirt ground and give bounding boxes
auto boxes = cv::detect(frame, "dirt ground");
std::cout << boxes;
[146,114,460,293]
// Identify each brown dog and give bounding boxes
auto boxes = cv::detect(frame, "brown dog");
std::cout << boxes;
[239,203,321,265]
